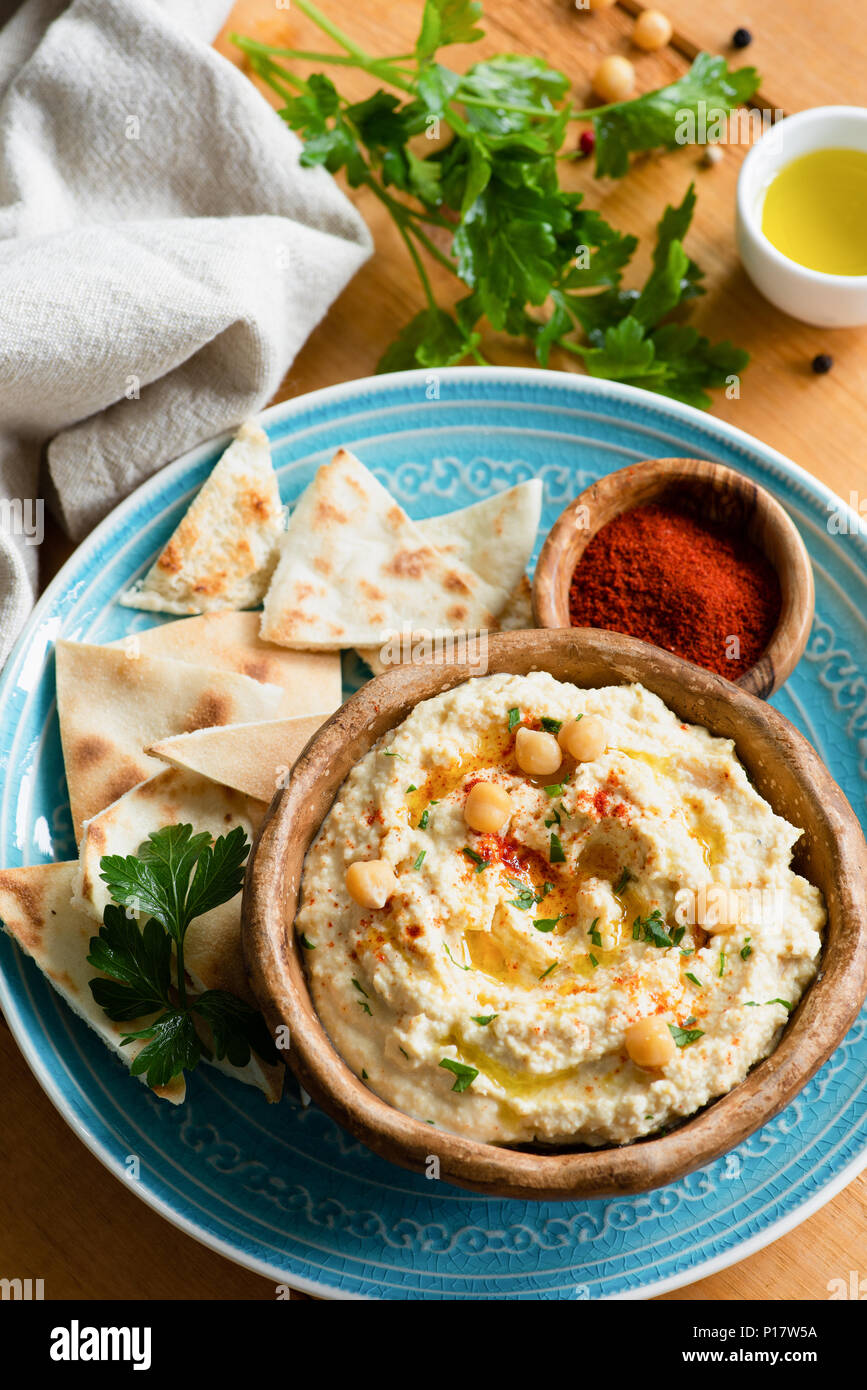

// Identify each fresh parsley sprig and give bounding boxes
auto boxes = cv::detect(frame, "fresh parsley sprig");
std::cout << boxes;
[232,0,757,405]
[88,825,277,1091]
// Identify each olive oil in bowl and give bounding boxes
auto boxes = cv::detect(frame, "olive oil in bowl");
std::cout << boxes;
[761,147,867,276]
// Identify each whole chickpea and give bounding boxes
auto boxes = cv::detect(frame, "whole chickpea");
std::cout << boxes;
[345,859,398,909]
[633,9,673,51]
[464,781,513,834]
[592,55,636,104]
[625,1016,677,1069]
[558,714,608,762]
[515,726,562,777]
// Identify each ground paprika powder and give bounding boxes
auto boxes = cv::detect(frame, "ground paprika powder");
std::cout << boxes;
[568,502,781,679]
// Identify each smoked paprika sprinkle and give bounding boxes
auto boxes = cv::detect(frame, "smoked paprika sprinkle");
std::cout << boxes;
[568,502,781,679]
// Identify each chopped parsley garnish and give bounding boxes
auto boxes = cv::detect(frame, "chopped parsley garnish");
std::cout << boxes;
[634,908,673,948]
[539,962,558,980]
[299,934,316,950]
[507,878,553,911]
[418,808,430,830]
[381,748,404,759]
[612,866,634,895]
[361,1069,368,1080]
[669,1023,704,1047]
[352,978,371,1011]
[588,918,603,948]
[413,851,426,870]
[549,831,566,863]
[444,944,472,972]
[439,1058,478,1093]
[544,782,566,797]
[533,915,563,933]
[744,998,793,1011]
[508,887,537,911]
[718,951,726,978]
[462,845,490,872]
[541,716,563,735]
[589,953,599,969]
[544,807,562,828]
[471,1014,498,1026]
[405,783,417,793]
[741,937,752,961]
[507,707,521,732]
[672,926,687,947]
[399,1045,409,1058]
[686,972,703,988]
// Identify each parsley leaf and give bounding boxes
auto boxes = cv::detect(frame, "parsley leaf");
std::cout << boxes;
[232,12,757,407]
[593,53,760,179]
[462,845,490,872]
[507,706,521,731]
[612,866,633,895]
[439,1057,479,1092]
[549,831,566,864]
[533,915,563,933]
[669,1022,704,1048]
[88,825,275,1091]
[634,908,674,949]
[471,1013,498,1026]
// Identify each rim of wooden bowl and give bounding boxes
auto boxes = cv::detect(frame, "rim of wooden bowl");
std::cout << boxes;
[531,458,815,700]
[242,629,867,1201]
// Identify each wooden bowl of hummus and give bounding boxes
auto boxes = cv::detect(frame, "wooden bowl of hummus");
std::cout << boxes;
[242,629,867,1200]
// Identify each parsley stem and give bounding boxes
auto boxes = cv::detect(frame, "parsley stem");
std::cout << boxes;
[289,0,370,63]
[175,938,187,1011]
[363,178,445,306]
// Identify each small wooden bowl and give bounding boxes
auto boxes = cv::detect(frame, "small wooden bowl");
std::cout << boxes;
[243,630,867,1201]
[532,458,815,699]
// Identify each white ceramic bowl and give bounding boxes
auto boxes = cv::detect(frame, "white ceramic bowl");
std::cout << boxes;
[736,105,867,327]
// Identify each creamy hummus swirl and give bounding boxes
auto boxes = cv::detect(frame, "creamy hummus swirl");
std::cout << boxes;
[296,672,825,1146]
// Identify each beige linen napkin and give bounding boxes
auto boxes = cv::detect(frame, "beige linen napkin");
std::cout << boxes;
[0,0,372,666]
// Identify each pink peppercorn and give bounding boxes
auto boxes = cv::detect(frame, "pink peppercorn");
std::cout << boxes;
[579,129,595,156]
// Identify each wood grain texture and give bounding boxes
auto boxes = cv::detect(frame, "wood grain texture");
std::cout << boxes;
[3,0,867,1301]
[532,457,815,698]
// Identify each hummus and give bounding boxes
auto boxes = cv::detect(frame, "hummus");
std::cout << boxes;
[296,673,825,1146]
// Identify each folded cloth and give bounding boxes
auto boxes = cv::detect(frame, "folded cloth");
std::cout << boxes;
[0,0,372,667]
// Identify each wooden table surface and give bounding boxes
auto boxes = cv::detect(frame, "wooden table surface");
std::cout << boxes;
[2,0,866,1301]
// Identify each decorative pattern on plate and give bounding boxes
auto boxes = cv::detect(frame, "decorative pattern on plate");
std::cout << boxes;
[1,369,865,1300]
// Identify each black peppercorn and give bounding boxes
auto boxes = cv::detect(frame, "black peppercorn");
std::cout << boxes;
[812,353,833,374]
[732,27,752,48]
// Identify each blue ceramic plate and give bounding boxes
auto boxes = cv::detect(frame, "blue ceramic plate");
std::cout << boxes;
[2,368,865,1301]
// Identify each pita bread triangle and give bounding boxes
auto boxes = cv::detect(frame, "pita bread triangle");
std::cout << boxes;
[0,861,185,1103]
[147,713,328,803]
[260,447,511,649]
[357,480,542,673]
[55,641,285,841]
[73,767,283,1103]
[109,611,342,719]
[120,420,283,615]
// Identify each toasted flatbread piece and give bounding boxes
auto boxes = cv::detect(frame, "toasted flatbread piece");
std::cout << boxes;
[418,480,542,591]
[73,768,282,1103]
[148,713,329,803]
[110,612,342,719]
[55,642,286,840]
[0,861,185,1103]
[119,420,283,615]
[357,482,542,672]
[260,448,510,649]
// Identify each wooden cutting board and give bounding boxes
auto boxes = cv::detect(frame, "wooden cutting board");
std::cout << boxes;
[2,0,865,1302]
